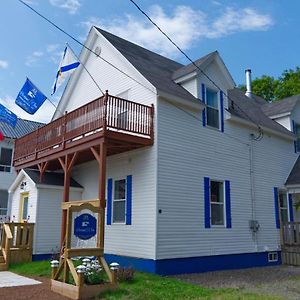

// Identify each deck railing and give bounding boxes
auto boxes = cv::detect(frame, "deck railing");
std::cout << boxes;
[282,222,300,246]
[13,92,154,164]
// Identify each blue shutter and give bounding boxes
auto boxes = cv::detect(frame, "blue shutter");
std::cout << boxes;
[288,194,294,222]
[274,187,280,229]
[220,91,224,132]
[201,83,206,127]
[107,178,113,225]
[204,177,210,228]
[126,175,132,225]
[225,180,231,228]
[292,120,297,153]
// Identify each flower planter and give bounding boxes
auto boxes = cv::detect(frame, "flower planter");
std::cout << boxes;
[51,279,117,300]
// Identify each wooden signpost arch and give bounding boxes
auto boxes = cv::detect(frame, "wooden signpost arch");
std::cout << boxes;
[51,199,117,299]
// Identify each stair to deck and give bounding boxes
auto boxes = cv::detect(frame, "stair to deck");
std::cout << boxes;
[0,254,7,271]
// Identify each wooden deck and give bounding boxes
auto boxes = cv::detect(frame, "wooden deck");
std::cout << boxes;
[13,91,154,171]
[281,222,300,265]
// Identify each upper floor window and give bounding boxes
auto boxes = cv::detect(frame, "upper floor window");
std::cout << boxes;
[0,190,8,216]
[295,123,300,152]
[206,89,220,129]
[0,147,13,173]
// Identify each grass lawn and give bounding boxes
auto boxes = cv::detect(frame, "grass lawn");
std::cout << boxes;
[10,261,282,300]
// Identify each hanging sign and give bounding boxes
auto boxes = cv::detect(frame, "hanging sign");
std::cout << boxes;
[74,213,97,240]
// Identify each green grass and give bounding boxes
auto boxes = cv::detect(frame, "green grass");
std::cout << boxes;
[10,261,282,300]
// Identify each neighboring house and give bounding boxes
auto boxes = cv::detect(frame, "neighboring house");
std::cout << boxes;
[9,27,300,275]
[0,119,44,221]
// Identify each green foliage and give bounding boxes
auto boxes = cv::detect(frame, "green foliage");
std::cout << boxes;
[239,67,300,102]
[10,260,51,277]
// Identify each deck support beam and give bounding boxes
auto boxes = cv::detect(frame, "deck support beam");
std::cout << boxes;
[37,161,49,183]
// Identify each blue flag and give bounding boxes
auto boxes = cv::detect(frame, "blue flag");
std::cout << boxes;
[0,104,17,128]
[16,78,47,114]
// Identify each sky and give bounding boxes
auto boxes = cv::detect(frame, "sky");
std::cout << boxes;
[0,0,300,123]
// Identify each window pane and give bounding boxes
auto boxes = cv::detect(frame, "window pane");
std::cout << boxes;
[0,148,13,166]
[210,181,223,203]
[280,208,288,224]
[113,200,126,223]
[22,197,29,220]
[207,107,219,128]
[211,203,224,225]
[114,179,126,200]
[279,193,287,208]
[0,190,8,209]
[206,90,218,108]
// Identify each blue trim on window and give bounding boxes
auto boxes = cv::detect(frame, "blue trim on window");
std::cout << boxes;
[274,187,280,229]
[225,180,231,228]
[220,91,224,132]
[126,175,132,225]
[201,83,206,127]
[288,194,294,222]
[107,178,113,225]
[104,251,281,275]
[204,177,210,228]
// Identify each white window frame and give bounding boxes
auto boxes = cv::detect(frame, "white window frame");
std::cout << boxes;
[210,179,226,227]
[278,190,289,224]
[112,178,126,224]
[205,87,221,130]
[0,147,13,173]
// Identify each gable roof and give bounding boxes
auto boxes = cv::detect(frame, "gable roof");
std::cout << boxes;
[228,88,294,138]
[25,169,82,188]
[0,118,44,139]
[172,51,217,80]
[286,156,300,185]
[96,27,200,103]
[262,94,300,117]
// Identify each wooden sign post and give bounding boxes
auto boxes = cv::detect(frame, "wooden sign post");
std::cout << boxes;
[51,199,117,300]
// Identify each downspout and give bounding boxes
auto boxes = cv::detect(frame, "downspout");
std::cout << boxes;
[249,134,258,251]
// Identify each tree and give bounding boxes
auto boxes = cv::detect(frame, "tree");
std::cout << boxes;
[239,67,300,102]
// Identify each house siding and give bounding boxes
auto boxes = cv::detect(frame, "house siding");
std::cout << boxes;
[156,95,297,260]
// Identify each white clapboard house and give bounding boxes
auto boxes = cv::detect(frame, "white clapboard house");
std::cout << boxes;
[9,27,300,274]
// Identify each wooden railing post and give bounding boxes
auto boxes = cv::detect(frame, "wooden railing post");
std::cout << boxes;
[103,90,108,133]
[150,104,154,141]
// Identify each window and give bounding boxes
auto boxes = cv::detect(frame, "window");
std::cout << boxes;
[279,191,288,224]
[0,190,8,216]
[0,147,13,172]
[268,252,278,262]
[210,181,224,226]
[20,193,29,222]
[206,88,220,129]
[113,179,126,223]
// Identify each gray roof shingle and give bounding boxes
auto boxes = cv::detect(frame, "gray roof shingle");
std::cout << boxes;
[262,94,300,117]
[0,118,44,139]
[286,156,300,185]
[96,27,200,103]
[25,169,83,188]
[228,89,294,138]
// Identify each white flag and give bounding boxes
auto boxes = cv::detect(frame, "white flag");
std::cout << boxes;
[52,46,80,95]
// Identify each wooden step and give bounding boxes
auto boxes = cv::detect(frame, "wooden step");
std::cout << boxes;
[0,256,4,263]
[0,262,7,271]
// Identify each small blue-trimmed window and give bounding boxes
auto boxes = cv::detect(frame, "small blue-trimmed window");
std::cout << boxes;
[204,177,231,228]
[201,83,224,131]
[292,120,300,153]
[107,175,132,225]
[274,188,294,228]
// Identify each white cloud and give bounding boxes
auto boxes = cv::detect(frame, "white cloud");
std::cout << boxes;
[81,5,273,57]
[25,51,44,67]
[0,60,8,69]
[49,0,81,14]
[0,96,56,123]
[46,44,63,64]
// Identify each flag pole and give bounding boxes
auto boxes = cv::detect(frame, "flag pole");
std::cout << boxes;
[66,43,104,96]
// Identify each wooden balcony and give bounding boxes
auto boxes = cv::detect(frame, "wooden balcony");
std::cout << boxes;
[13,92,154,171]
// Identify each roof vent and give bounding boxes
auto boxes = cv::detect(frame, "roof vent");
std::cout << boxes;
[245,69,252,98]
[94,46,101,56]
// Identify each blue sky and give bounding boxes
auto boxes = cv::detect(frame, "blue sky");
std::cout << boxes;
[0,0,300,123]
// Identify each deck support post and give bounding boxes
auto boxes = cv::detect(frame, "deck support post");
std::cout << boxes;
[37,161,49,183]
[59,152,78,249]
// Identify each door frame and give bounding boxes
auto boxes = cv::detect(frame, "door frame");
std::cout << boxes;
[19,192,29,222]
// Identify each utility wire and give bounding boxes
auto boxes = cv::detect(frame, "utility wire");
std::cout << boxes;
[17,0,157,97]
[128,0,263,141]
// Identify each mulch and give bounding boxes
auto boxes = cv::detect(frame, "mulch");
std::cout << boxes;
[0,277,69,300]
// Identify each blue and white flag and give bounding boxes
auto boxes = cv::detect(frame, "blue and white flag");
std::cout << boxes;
[52,46,80,95]
[0,103,17,128]
[16,78,47,115]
